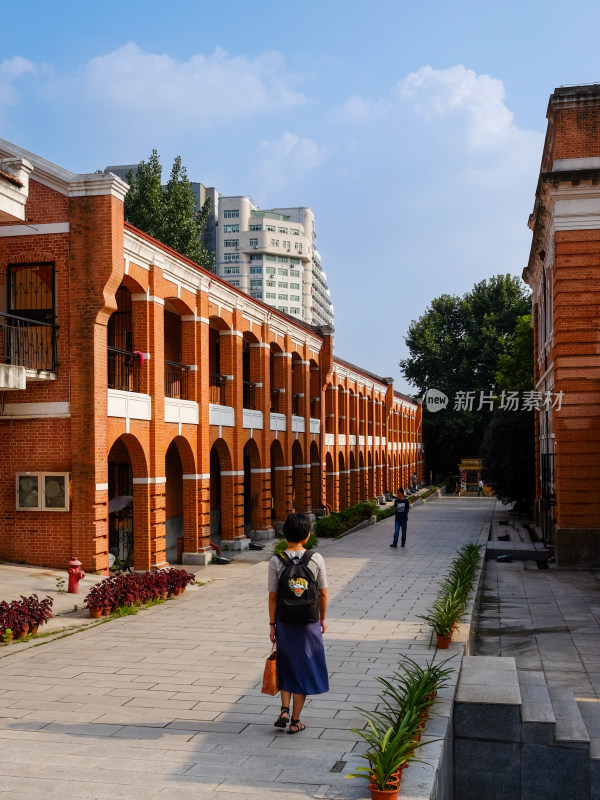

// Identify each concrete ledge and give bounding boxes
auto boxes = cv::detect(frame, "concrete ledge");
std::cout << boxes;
[182,551,212,566]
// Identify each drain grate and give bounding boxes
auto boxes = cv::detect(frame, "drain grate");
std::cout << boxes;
[329,760,347,773]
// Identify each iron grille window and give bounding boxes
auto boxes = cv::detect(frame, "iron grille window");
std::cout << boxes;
[541,452,556,499]
[2,263,58,372]
[107,287,139,391]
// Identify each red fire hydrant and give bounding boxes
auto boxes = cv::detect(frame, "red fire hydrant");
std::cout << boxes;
[67,557,85,593]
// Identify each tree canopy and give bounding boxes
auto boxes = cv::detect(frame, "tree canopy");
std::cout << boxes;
[481,314,535,512]
[124,150,215,271]
[399,275,531,478]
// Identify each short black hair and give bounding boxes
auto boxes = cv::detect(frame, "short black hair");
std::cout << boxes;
[283,512,311,543]
[397,487,405,495]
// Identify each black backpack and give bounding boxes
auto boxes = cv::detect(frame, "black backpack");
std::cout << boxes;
[276,550,320,623]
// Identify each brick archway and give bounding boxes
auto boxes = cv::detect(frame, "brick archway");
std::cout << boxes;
[243,438,261,535]
[107,433,149,572]
[310,440,321,510]
[210,438,233,540]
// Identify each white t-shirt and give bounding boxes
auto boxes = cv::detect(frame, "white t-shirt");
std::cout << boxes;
[268,550,327,592]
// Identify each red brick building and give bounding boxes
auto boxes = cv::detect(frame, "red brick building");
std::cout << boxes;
[0,139,422,572]
[524,84,600,566]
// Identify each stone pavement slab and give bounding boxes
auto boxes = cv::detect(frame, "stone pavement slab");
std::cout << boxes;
[0,496,493,799]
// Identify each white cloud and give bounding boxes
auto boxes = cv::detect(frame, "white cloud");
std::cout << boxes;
[253,132,329,194]
[333,94,391,122]
[0,56,36,108]
[42,43,306,132]
[396,65,516,149]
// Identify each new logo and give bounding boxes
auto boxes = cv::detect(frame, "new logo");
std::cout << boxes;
[425,389,449,413]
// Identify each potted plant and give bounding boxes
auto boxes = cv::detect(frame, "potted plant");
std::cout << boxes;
[418,595,463,648]
[84,580,114,617]
[347,713,423,799]
[23,594,53,633]
[8,599,34,638]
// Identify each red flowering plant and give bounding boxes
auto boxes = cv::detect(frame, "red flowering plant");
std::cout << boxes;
[111,573,142,609]
[167,568,195,594]
[84,579,115,611]
[8,599,35,636]
[23,594,53,628]
[0,601,12,636]
[151,570,170,597]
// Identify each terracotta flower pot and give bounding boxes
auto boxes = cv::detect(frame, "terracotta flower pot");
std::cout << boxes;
[2,631,13,644]
[436,632,452,649]
[17,629,28,639]
[368,784,400,800]
[30,625,39,635]
[89,607,102,619]
[101,607,111,616]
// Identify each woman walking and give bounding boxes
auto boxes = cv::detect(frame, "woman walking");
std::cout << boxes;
[268,512,329,734]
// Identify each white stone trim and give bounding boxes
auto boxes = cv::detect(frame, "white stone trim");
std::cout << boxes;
[275,466,293,471]
[221,470,245,477]
[132,477,167,485]
[0,222,69,237]
[553,157,600,171]
[182,473,211,480]
[1,401,70,417]
[251,468,271,474]
[95,483,109,491]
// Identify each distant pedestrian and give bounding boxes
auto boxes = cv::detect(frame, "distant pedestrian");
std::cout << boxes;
[478,479,484,497]
[268,513,329,735]
[390,487,410,548]
[453,481,461,496]
[411,472,418,492]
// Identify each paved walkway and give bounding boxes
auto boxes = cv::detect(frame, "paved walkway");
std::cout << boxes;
[0,497,494,800]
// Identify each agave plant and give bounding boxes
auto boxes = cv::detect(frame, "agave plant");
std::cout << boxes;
[346,712,424,789]
[418,594,464,638]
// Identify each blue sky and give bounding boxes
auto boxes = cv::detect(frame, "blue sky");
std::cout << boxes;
[3,0,600,392]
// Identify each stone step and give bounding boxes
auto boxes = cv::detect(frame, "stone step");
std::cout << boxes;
[577,699,600,759]
[548,686,590,744]
[517,669,555,724]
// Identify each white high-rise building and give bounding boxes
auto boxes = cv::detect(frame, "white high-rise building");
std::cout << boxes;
[216,196,334,327]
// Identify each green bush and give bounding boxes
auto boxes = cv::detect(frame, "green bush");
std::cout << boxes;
[314,515,344,538]
[314,500,376,538]
[375,506,396,522]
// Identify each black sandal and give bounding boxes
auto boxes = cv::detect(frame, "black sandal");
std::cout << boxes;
[287,718,306,734]
[274,706,290,728]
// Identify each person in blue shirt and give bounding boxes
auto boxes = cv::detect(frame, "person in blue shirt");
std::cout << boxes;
[390,488,410,548]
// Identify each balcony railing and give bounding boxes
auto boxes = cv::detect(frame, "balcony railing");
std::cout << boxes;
[210,373,227,405]
[165,360,191,400]
[0,311,58,373]
[108,347,140,392]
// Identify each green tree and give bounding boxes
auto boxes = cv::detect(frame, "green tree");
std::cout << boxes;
[481,314,535,513]
[400,275,530,478]
[124,151,215,271]
[124,150,163,239]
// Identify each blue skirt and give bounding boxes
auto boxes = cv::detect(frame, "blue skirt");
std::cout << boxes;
[276,621,329,696]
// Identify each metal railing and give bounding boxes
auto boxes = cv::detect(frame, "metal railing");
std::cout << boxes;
[541,452,556,548]
[165,361,191,400]
[0,311,58,372]
[108,347,141,392]
[210,373,227,405]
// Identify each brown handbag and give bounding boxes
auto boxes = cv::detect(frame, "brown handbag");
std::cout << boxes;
[261,644,279,696]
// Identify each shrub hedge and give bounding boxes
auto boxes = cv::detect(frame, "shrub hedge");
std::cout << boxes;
[314,500,375,538]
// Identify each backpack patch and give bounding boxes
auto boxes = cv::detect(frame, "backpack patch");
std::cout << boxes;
[276,550,320,624]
